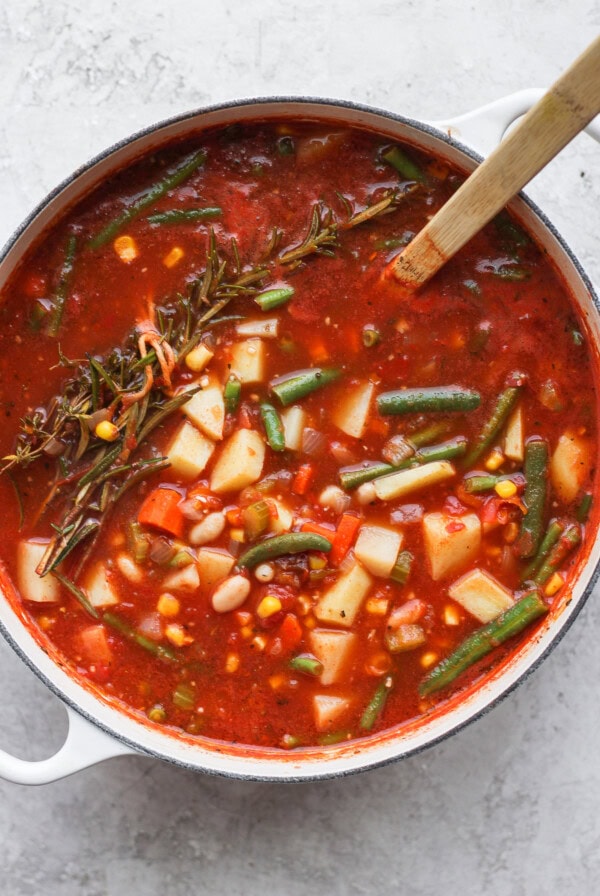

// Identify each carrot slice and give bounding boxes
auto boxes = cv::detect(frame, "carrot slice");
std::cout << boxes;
[292,463,315,496]
[279,613,303,652]
[301,520,336,540]
[138,487,185,538]
[331,513,361,566]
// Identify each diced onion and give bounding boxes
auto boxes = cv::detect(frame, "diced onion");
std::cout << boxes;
[302,427,326,456]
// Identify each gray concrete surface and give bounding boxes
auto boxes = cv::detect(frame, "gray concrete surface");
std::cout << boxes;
[1,1,600,893]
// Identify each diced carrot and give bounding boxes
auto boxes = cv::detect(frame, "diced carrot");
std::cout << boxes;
[330,512,361,566]
[278,613,303,652]
[301,520,336,540]
[138,487,185,538]
[292,463,315,496]
[79,624,112,664]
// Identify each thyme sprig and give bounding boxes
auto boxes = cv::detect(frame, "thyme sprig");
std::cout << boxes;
[3,181,420,578]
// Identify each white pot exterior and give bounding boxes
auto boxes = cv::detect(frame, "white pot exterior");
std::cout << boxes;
[1,97,599,783]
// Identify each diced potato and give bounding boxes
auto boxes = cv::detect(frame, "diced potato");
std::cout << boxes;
[314,562,373,628]
[196,548,235,589]
[163,563,200,593]
[423,511,481,581]
[503,403,524,462]
[354,525,403,578]
[229,338,265,384]
[84,563,119,608]
[166,421,215,479]
[236,318,279,339]
[78,625,113,664]
[449,568,514,623]
[17,540,60,603]
[373,461,456,502]
[550,430,593,503]
[332,381,375,439]
[309,629,358,685]
[269,498,294,534]
[210,429,265,493]
[280,405,307,451]
[313,694,352,731]
[183,378,225,441]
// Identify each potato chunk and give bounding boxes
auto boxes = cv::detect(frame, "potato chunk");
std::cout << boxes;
[423,511,481,581]
[163,563,200,593]
[309,629,358,685]
[210,429,265,493]
[373,461,456,502]
[17,540,60,603]
[550,430,593,504]
[313,694,352,731]
[448,568,514,623]
[183,378,225,440]
[314,562,373,628]
[354,525,403,578]
[84,563,119,608]
[332,381,375,439]
[196,548,235,589]
[166,421,215,479]
[229,338,265,384]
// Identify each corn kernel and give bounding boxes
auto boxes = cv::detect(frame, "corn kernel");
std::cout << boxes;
[163,245,185,268]
[545,572,565,596]
[157,593,180,618]
[229,528,246,543]
[366,596,390,616]
[309,554,327,570]
[240,625,254,640]
[148,704,167,723]
[485,448,505,471]
[495,479,517,499]
[269,673,286,690]
[95,420,119,442]
[251,634,268,651]
[395,318,410,334]
[257,595,283,619]
[235,610,252,627]
[164,623,193,646]
[185,344,214,372]
[485,545,502,558]
[420,651,438,669]
[443,604,461,626]
[113,234,138,262]
[38,615,54,630]
[225,652,240,673]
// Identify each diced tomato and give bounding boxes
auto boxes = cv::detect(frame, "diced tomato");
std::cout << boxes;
[278,613,303,652]
[292,463,315,496]
[138,487,185,538]
[78,624,113,664]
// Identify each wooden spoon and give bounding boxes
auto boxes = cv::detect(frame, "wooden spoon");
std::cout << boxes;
[390,35,600,290]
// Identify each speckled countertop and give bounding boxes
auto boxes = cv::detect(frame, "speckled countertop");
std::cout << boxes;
[1,2,600,893]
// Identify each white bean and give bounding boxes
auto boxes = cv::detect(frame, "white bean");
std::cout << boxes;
[116,553,143,583]
[254,562,275,583]
[189,511,226,546]
[212,575,251,613]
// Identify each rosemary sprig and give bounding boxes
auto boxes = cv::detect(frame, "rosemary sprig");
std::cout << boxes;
[3,180,421,577]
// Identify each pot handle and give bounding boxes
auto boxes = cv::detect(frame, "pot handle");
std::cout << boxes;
[431,88,600,156]
[0,704,135,785]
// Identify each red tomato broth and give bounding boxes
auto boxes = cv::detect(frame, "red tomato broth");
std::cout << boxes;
[0,120,597,750]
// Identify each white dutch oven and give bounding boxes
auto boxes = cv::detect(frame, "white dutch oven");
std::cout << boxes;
[1,92,599,784]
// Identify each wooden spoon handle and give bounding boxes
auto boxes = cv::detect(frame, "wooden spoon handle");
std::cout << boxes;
[391,35,600,290]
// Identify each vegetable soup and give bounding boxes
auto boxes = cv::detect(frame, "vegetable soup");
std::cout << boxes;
[0,120,596,749]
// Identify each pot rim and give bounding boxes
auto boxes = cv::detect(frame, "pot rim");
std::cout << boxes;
[1,94,599,782]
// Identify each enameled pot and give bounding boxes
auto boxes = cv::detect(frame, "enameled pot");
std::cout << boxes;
[1,93,599,784]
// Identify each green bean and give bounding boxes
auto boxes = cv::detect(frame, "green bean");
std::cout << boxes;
[89,149,207,249]
[289,655,324,677]
[408,421,452,448]
[237,532,332,568]
[377,386,480,416]
[255,286,295,311]
[270,368,340,406]
[389,550,413,585]
[172,683,196,710]
[362,325,381,347]
[360,677,393,730]
[382,146,424,182]
[463,473,511,494]
[260,402,286,451]
[103,611,180,662]
[47,235,77,337]
[533,523,581,587]
[516,438,549,559]
[146,207,221,225]
[463,384,521,467]
[576,493,592,523]
[224,375,241,413]
[419,591,548,697]
[339,436,467,490]
[520,519,565,583]
[492,264,531,281]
